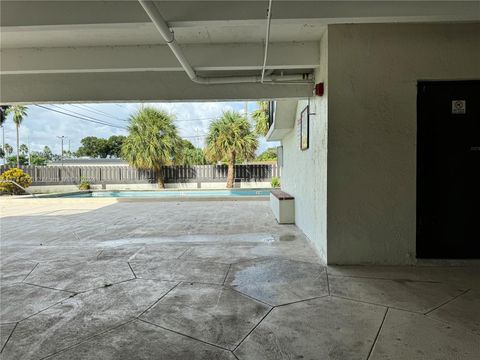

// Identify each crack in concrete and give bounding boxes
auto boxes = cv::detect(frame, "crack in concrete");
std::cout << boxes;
[366,307,389,360]
[424,288,471,315]
[0,322,18,354]
[73,277,137,295]
[39,320,136,360]
[127,262,137,278]
[274,294,330,308]
[233,307,274,352]
[137,281,181,318]
[329,294,417,314]
[326,272,444,284]
[222,264,232,286]
[326,270,331,295]
[21,282,76,294]
[21,262,39,282]
[17,293,73,324]
[127,246,145,262]
[137,318,232,352]
[228,286,273,307]
[176,247,192,259]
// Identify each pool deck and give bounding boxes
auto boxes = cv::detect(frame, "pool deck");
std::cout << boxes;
[1,198,479,359]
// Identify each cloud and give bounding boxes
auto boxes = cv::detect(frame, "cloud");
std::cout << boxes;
[1,102,278,155]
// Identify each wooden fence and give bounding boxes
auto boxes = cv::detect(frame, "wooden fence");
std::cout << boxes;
[0,164,279,185]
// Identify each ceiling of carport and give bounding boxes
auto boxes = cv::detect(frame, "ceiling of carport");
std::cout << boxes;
[0,1,478,103]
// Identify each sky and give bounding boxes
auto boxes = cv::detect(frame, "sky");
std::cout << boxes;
[1,102,277,157]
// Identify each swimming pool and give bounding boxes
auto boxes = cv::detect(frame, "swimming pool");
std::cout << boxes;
[58,189,271,198]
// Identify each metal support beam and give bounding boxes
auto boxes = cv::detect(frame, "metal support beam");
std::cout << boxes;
[138,0,312,84]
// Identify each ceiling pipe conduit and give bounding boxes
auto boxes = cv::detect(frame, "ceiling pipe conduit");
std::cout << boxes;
[138,0,312,85]
[261,0,273,83]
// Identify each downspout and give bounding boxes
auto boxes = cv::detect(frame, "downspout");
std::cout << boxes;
[138,0,312,85]
[261,0,273,83]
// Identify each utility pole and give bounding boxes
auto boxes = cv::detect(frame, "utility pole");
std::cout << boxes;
[194,128,200,148]
[57,136,65,166]
[1,124,4,165]
[244,101,248,121]
[27,135,31,165]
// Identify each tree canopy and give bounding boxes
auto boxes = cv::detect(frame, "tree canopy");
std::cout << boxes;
[121,107,182,187]
[256,147,277,161]
[206,111,258,188]
[4,144,13,156]
[252,101,270,136]
[76,135,126,158]
[179,139,208,165]
[0,105,10,126]
[6,105,28,167]
[43,146,53,160]
[19,144,29,156]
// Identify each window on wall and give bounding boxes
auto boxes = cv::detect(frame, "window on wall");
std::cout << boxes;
[299,105,309,150]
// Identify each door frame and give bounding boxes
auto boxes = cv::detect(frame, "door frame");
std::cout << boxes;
[416,80,480,259]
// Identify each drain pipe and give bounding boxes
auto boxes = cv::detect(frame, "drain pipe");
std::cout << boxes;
[261,0,273,83]
[138,0,312,85]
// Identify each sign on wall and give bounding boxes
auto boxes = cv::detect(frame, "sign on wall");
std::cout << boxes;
[452,100,466,114]
[299,105,309,151]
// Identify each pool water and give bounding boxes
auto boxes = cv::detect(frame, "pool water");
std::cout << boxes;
[60,189,271,198]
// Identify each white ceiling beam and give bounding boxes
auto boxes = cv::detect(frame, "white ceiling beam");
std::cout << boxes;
[0,42,319,75]
[0,72,314,104]
[1,1,478,27]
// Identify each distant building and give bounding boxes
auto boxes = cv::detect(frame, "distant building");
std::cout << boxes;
[47,158,128,167]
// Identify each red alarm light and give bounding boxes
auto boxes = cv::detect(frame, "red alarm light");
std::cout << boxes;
[315,83,324,96]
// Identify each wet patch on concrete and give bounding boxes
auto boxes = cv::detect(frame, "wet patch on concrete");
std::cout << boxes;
[130,258,230,284]
[226,258,328,306]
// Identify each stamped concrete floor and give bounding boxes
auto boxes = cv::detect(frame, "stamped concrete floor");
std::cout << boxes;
[0,199,479,359]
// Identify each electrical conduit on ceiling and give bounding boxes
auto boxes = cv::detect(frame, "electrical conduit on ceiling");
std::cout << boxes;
[138,0,313,85]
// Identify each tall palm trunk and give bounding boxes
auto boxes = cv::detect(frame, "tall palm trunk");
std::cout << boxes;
[16,124,20,167]
[226,151,236,188]
[155,167,165,189]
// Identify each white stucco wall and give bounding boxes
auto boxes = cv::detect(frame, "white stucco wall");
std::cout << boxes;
[327,23,480,264]
[280,32,328,263]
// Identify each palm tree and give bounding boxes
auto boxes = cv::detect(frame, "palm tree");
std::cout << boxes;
[4,143,13,156]
[6,105,28,167]
[0,106,9,125]
[206,111,258,188]
[121,106,183,188]
[252,101,269,136]
[1,105,11,165]
[19,144,29,156]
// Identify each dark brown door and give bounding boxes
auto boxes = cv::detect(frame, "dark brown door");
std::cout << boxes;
[417,80,480,259]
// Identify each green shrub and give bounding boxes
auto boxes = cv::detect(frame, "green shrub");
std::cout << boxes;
[271,176,280,188]
[78,177,91,190]
[0,168,33,195]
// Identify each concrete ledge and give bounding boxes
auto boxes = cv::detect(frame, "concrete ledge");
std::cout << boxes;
[29,182,273,193]
[270,191,295,224]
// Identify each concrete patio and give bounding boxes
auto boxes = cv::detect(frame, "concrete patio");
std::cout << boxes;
[0,199,479,359]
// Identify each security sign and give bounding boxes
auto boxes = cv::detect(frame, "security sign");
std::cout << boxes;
[452,100,466,114]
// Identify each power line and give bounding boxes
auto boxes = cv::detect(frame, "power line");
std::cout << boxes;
[68,104,129,122]
[35,105,127,130]
[49,104,126,127]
